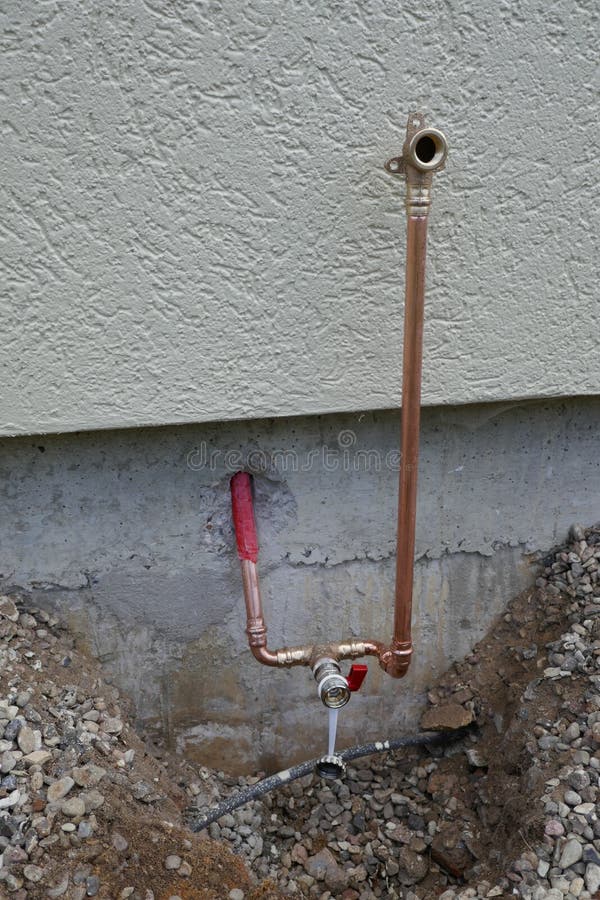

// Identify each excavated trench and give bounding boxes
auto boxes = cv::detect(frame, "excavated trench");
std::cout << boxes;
[1,525,599,898]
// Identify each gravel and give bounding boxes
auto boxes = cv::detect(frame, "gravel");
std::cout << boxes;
[0,592,264,898]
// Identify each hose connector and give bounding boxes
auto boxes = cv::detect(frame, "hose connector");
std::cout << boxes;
[315,754,346,780]
[385,112,448,217]
[312,658,351,709]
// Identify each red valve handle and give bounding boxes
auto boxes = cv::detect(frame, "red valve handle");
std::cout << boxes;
[230,472,259,563]
[347,664,368,692]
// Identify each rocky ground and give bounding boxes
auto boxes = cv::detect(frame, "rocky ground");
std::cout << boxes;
[0,594,279,898]
[2,523,600,898]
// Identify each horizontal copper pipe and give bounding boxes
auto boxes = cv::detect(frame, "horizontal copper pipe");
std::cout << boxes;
[241,560,384,669]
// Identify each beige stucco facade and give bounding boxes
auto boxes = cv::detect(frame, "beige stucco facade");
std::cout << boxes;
[1,0,598,437]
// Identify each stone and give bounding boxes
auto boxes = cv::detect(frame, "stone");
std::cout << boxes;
[48,875,70,898]
[559,838,583,869]
[17,726,38,755]
[81,789,104,811]
[570,524,586,542]
[565,722,582,742]
[164,855,182,870]
[545,820,565,837]
[4,719,23,742]
[102,717,123,734]
[398,846,429,883]
[465,748,488,768]
[1,751,16,773]
[585,863,600,894]
[0,789,20,808]
[72,765,106,788]
[2,774,17,791]
[61,797,86,817]
[291,843,308,865]
[112,832,129,852]
[583,846,600,866]
[420,704,474,731]
[228,892,245,900]
[0,596,19,621]
[305,848,348,891]
[22,750,52,766]
[47,777,75,802]
[86,875,100,896]
[23,865,44,883]
[564,790,583,806]
[569,770,591,791]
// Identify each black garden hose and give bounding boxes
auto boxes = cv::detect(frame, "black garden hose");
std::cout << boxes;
[189,729,466,833]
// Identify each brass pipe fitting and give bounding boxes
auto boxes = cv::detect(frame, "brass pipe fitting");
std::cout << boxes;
[312,657,351,709]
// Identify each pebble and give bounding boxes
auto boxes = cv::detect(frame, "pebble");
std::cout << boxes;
[228,891,245,900]
[560,838,583,869]
[78,820,93,838]
[102,717,123,734]
[85,875,100,896]
[61,797,86,817]
[17,726,39,755]
[112,832,129,852]
[164,855,182,870]
[23,864,44,883]
[72,764,106,788]
[586,863,600,894]
[0,750,16,773]
[47,776,75,802]
[0,596,19,621]
[23,749,52,766]
[0,788,20,808]
[47,874,70,898]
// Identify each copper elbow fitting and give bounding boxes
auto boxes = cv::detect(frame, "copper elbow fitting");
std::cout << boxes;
[379,641,413,679]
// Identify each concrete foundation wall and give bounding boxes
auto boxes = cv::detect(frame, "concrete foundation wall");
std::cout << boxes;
[1,397,599,771]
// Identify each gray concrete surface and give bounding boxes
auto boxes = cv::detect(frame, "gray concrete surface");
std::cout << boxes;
[1,1,599,435]
[1,397,598,771]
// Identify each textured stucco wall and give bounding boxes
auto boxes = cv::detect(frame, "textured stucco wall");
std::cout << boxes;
[1,1,599,436]
[1,397,599,770]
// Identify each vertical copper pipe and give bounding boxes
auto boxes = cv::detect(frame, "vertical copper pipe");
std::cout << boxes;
[381,113,447,678]
[392,215,428,671]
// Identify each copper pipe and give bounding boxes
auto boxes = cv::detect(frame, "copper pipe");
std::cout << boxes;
[230,112,447,687]
[381,113,447,677]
